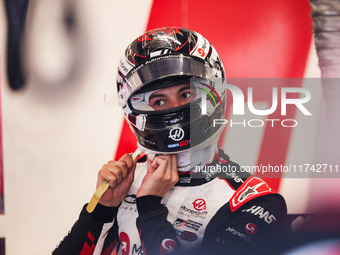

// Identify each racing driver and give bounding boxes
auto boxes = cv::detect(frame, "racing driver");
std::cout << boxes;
[53,27,288,255]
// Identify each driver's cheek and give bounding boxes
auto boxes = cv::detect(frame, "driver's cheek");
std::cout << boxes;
[181,97,191,105]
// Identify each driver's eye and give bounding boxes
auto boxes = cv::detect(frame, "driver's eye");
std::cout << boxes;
[182,92,190,99]
[154,100,165,106]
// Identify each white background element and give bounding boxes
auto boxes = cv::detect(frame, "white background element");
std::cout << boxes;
[0,1,153,254]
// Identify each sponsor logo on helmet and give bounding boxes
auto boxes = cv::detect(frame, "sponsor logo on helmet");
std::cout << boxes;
[119,59,129,73]
[198,48,205,58]
[245,223,257,235]
[169,127,185,141]
[150,48,172,58]
[167,143,179,148]
[192,199,207,211]
[167,139,190,149]
[131,95,142,102]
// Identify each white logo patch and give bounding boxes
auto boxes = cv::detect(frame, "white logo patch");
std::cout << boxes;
[169,127,185,141]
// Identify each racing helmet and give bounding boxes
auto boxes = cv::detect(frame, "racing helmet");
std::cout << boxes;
[116,27,226,153]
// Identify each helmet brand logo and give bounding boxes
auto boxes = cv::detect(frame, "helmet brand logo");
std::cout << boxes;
[169,127,185,141]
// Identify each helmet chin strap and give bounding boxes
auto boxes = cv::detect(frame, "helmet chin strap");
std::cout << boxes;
[137,143,218,172]
[176,143,218,172]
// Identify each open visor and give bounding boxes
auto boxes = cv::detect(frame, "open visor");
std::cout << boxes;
[129,79,222,113]
[124,54,222,96]
[130,81,194,112]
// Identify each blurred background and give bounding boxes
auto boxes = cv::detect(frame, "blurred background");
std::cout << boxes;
[0,0,339,254]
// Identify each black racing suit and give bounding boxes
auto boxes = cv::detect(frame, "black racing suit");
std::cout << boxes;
[53,148,288,255]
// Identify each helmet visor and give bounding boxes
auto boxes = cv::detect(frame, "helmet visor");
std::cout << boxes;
[129,79,220,113]
[125,54,222,95]
[129,82,197,112]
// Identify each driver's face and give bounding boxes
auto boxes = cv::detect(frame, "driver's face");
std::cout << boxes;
[148,84,197,111]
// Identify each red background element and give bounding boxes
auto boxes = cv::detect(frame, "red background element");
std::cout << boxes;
[115,0,313,191]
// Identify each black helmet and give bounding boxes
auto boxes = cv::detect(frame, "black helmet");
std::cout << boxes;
[117,27,226,153]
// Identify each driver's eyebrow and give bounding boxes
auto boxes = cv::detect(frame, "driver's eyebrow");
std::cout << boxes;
[149,85,193,100]
[149,93,166,100]
[178,85,192,93]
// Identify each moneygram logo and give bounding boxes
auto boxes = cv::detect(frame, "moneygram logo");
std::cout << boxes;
[245,223,257,235]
